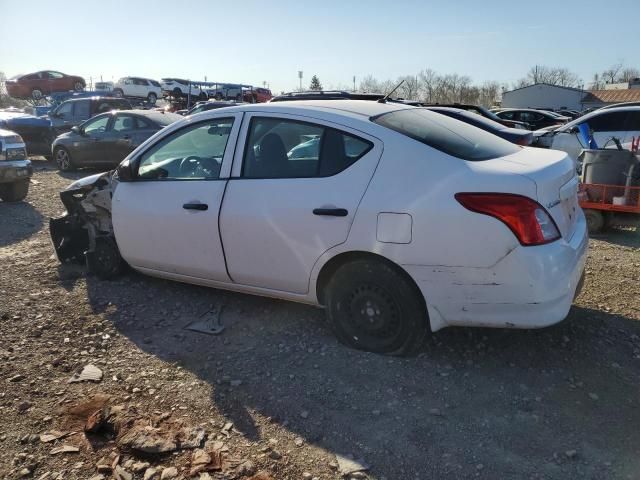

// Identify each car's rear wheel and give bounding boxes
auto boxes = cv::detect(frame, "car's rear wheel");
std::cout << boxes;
[325,259,428,356]
[173,88,182,98]
[0,180,29,202]
[31,88,43,100]
[147,92,157,104]
[74,81,84,91]
[54,146,74,171]
[584,209,604,233]
[113,88,124,98]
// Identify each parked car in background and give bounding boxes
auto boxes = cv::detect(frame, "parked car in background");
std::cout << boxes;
[49,97,132,136]
[5,71,86,100]
[94,81,114,92]
[5,70,86,100]
[555,109,581,120]
[495,109,570,130]
[425,107,533,145]
[52,110,181,171]
[0,111,53,158]
[534,106,640,161]
[50,100,586,356]
[246,87,273,103]
[207,84,246,100]
[113,77,162,104]
[187,100,245,115]
[423,103,529,129]
[161,78,207,99]
[0,129,32,201]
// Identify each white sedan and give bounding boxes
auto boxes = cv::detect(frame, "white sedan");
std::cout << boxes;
[50,101,588,355]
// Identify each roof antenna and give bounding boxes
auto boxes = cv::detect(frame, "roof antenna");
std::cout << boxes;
[378,79,405,103]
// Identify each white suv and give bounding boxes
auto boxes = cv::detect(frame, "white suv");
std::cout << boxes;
[161,78,207,99]
[113,77,162,104]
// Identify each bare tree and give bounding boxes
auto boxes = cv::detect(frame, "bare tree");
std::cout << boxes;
[519,65,581,88]
[358,75,382,93]
[602,63,623,84]
[397,75,420,100]
[618,67,640,82]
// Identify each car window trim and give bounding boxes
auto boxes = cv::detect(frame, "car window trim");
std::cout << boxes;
[236,115,374,180]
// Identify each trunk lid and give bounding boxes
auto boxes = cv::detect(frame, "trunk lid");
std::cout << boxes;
[498,147,579,240]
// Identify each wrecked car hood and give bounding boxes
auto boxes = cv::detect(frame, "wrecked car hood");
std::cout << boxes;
[65,171,114,191]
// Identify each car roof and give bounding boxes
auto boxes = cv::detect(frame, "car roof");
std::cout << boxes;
[61,96,124,103]
[226,99,414,118]
[0,127,23,138]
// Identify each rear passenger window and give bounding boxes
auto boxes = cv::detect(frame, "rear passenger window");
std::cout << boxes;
[586,112,628,132]
[241,117,372,179]
[74,101,90,120]
[372,108,519,161]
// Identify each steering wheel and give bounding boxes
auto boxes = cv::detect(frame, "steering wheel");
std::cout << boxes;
[179,155,204,177]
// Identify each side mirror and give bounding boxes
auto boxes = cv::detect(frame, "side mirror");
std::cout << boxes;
[71,126,82,135]
[116,159,134,182]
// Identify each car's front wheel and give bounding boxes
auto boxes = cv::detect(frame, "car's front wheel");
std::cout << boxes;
[0,180,29,202]
[31,88,43,100]
[86,236,125,280]
[147,92,157,104]
[74,81,84,91]
[54,146,74,171]
[325,259,428,355]
[113,88,124,98]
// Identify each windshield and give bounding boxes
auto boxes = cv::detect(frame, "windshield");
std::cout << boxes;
[372,108,520,161]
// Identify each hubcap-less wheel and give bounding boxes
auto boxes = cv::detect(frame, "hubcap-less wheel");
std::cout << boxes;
[147,93,157,104]
[55,148,71,171]
[32,89,43,100]
[74,81,84,91]
[346,285,402,342]
[325,259,428,355]
[114,89,123,98]
[584,209,604,233]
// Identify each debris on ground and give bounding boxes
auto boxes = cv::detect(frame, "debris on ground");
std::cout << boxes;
[335,454,369,476]
[68,364,103,383]
[50,445,80,455]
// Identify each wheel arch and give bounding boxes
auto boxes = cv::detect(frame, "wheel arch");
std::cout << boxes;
[314,250,426,310]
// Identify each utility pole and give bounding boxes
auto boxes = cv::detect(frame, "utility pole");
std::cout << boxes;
[353,75,356,92]
[298,71,303,91]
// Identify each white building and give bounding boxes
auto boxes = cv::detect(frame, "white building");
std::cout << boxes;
[501,83,586,111]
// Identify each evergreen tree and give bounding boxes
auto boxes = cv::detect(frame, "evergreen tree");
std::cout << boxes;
[309,75,323,91]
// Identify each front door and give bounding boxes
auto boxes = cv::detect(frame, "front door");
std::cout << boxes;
[219,113,382,294]
[112,114,241,281]
[81,115,113,164]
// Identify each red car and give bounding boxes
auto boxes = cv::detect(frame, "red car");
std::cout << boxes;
[244,87,273,103]
[6,70,86,100]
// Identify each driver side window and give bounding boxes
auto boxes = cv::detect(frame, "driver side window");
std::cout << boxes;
[137,118,234,180]
[83,115,110,135]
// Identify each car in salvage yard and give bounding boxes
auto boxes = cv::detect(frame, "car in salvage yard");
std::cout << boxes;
[0,129,32,202]
[52,110,182,171]
[0,110,54,159]
[50,100,587,355]
[49,96,132,136]
[5,70,86,100]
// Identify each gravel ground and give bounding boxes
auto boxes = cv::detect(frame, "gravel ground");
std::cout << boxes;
[1,160,640,480]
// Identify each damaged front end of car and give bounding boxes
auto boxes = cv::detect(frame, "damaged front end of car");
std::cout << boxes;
[50,171,124,278]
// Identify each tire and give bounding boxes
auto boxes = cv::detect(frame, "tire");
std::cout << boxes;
[147,92,157,104]
[235,93,242,101]
[54,146,74,171]
[0,180,29,202]
[325,259,428,356]
[74,81,84,92]
[214,93,223,100]
[86,237,125,280]
[31,88,43,100]
[173,88,182,98]
[584,209,604,234]
[113,89,124,98]
[199,92,207,100]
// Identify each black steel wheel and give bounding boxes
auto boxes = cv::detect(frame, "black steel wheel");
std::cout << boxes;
[86,237,125,280]
[325,259,428,355]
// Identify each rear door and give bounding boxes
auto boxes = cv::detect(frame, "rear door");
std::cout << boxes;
[219,113,382,294]
[588,111,628,148]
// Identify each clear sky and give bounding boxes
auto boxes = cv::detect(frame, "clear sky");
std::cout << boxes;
[1,0,639,93]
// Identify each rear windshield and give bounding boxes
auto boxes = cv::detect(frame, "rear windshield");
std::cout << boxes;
[372,108,520,161]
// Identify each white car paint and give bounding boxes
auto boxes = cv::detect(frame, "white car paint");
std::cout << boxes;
[160,79,206,98]
[538,106,640,161]
[114,77,162,100]
[108,100,586,337]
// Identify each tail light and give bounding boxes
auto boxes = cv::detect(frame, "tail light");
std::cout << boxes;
[455,193,560,246]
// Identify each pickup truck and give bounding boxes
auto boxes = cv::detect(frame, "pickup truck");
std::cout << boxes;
[0,128,32,202]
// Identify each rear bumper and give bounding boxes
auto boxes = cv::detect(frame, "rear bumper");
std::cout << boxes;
[405,214,589,332]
